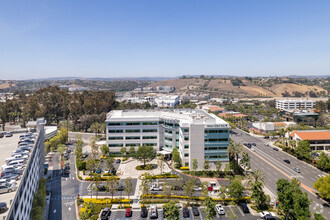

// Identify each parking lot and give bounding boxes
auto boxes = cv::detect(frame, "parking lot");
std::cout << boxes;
[0,133,21,217]
[98,205,259,220]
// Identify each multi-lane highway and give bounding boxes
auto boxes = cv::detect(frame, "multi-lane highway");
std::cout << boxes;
[231,128,330,218]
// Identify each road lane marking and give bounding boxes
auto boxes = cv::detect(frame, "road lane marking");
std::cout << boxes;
[246,147,316,195]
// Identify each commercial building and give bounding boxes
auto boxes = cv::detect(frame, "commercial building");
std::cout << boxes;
[5,118,47,220]
[154,95,179,108]
[201,105,225,113]
[252,122,297,133]
[275,100,315,110]
[280,109,319,126]
[289,130,330,151]
[106,109,230,169]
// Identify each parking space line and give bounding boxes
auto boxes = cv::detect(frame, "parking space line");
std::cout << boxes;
[236,205,244,217]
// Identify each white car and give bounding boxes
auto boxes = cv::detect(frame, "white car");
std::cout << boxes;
[193,186,202,191]
[318,175,326,178]
[150,186,162,191]
[215,204,225,215]
[259,211,271,218]
[0,178,16,185]
[251,148,256,151]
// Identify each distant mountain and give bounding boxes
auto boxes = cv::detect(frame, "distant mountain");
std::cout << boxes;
[26,76,177,81]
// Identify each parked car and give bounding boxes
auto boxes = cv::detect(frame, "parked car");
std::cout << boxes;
[318,174,326,178]
[7,160,25,167]
[19,146,32,151]
[150,185,162,191]
[97,185,107,192]
[215,204,225,215]
[117,185,124,191]
[247,144,252,148]
[0,183,16,193]
[5,132,12,137]
[207,186,213,191]
[294,168,301,173]
[2,167,23,175]
[284,159,290,164]
[5,155,27,163]
[251,147,256,151]
[66,148,71,153]
[192,206,200,216]
[100,207,111,220]
[273,147,279,151]
[0,132,4,138]
[0,202,7,214]
[259,211,271,218]
[172,185,183,191]
[115,159,121,163]
[150,205,158,219]
[11,152,29,158]
[141,207,148,218]
[0,178,16,186]
[238,202,250,213]
[252,143,256,146]
[193,186,202,191]
[125,208,132,217]
[0,173,20,181]
[182,207,190,218]
[6,158,26,165]
[12,148,29,154]
[64,153,69,160]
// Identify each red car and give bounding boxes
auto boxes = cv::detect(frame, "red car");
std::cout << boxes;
[125,208,132,217]
[208,186,213,191]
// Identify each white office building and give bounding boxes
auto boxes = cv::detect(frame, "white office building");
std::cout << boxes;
[154,95,180,108]
[275,100,315,110]
[106,109,230,170]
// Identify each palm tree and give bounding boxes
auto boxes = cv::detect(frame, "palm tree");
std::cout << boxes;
[90,122,100,137]
[247,170,265,187]
[227,140,243,165]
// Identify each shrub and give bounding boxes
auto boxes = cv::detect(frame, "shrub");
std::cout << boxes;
[180,167,189,170]
[85,176,119,181]
[76,161,86,170]
[103,173,116,177]
[122,158,127,161]
[78,175,82,180]
[136,164,155,170]
[82,198,130,204]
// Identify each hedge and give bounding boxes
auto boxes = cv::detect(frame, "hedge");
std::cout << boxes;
[180,167,189,170]
[142,194,250,202]
[82,198,131,204]
[85,176,119,181]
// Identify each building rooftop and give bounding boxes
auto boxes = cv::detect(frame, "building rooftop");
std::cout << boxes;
[106,109,229,127]
[290,130,330,141]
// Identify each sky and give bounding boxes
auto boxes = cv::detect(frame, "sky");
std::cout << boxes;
[0,0,329,79]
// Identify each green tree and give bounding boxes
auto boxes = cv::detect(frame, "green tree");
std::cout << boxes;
[239,151,251,171]
[215,160,222,177]
[295,140,311,161]
[228,179,244,199]
[80,202,96,220]
[227,141,243,173]
[183,179,196,205]
[124,177,133,199]
[105,157,115,171]
[203,196,216,220]
[314,213,326,220]
[251,181,267,210]
[136,145,155,166]
[129,146,136,155]
[163,201,180,220]
[86,158,97,176]
[203,160,210,171]
[91,140,99,160]
[192,159,198,171]
[313,175,330,199]
[91,174,102,199]
[316,152,330,171]
[139,172,152,202]
[172,147,181,167]
[90,122,100,136]
[100,144,109,157]
[120,147,127,157]
[218,186,227,201]
[106,176,119,199]
[247,170,265,186]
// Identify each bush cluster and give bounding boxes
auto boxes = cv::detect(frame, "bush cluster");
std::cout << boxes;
[136,164,155,170]
[85,176,119,181]
[82,198,131,204]
[30,178,47,220]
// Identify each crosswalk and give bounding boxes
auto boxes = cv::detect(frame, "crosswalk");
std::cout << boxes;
[50,195,76,201]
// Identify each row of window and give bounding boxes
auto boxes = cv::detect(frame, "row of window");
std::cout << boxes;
[204,154,228,159]
[205,146,227,151]
[108,129,158,133]
[108,122,158,126]
[109,136,158,140]
[204,129,228,133]
[109,143,157,147]
[205,138,229,142]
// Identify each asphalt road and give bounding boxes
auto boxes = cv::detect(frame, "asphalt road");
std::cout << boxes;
[48,144,80,220]
[231,128,330,218]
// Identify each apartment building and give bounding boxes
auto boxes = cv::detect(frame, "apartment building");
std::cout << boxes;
[106,109,230,170]
[275,100,316,110]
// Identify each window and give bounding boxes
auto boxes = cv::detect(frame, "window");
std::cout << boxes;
[125,136,140,140]
[143,136,157,139]
[108,122,122,126]
[184,153,189,157]
[126,143,140,147]
[126,129,140,133]
[165,137,172,141]
[184,136,189,141]
[185,162,189,167]
[109,144,123,147]
[108,129,123,133]
[165,129,172,134]
[205,129,228,133]
[126,122,140,126]
[143,143,157,146]
[204,154,227,159]
[142,122,158,125]
[142,129,158,133]
[205,146,227,150]
[205,138,229,142]
[182,128,189,132]
[108,136,123,140]
[165,144,172,148]
[184,145,189,149]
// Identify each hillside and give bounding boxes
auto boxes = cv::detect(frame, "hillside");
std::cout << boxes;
[148,77,329,98]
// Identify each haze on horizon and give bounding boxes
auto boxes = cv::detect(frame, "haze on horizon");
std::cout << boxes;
[0,0,329,80]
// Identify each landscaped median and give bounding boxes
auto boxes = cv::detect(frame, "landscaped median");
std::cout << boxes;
[139,173,179,179]
[141,194,250,202]
[84,176,120,181]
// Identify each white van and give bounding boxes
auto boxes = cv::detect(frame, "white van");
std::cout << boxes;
[5,157,26,164]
